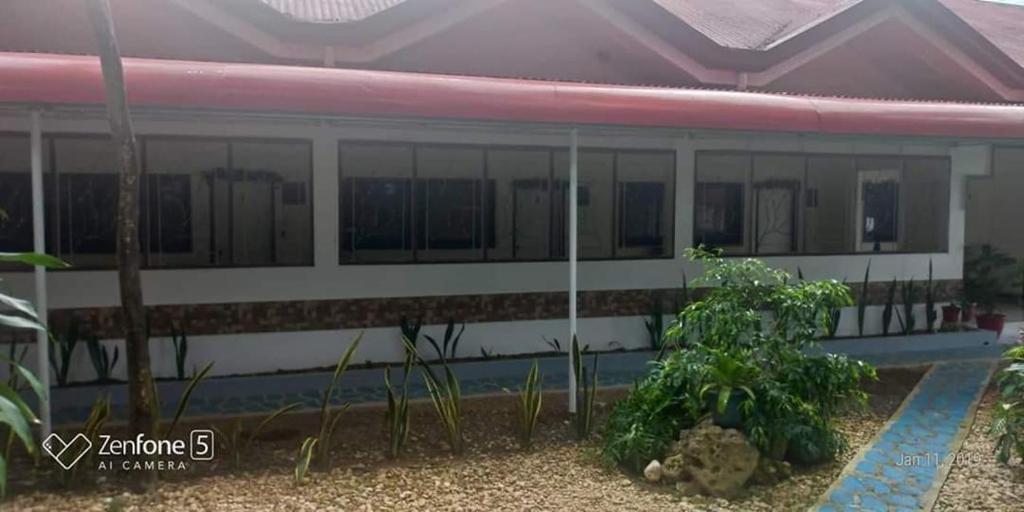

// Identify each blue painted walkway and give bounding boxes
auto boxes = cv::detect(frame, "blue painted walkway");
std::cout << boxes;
[817,360,995,512]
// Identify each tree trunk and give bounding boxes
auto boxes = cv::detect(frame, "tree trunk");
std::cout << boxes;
[84,0,156,490]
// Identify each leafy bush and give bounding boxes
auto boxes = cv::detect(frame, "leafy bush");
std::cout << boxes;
[602,247,874,472]
[992,344,1024,465]
[402,336,463,454]
[0,251,67,498]
[602,348,710,472]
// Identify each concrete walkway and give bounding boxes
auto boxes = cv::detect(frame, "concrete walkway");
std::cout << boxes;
[816,360,996,512]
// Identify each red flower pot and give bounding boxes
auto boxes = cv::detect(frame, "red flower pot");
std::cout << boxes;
[976,313,1006,337]
[941,305,961,324]
[961,304,977,324]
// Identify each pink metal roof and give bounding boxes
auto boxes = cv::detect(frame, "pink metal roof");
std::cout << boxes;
[2,52,1023,139]
[252,0,1024,68]
[258,0,406,23]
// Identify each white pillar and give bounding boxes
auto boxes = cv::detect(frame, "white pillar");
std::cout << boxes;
[568,128,578,414]
[30,110,51,437]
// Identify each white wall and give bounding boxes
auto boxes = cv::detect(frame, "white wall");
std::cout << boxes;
[0,111,982,380]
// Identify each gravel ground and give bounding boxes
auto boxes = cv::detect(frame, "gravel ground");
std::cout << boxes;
[6,368,921,512]
[934,386,1024,512]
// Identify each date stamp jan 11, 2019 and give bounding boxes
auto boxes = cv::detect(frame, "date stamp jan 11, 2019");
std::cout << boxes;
[895,451,980,468]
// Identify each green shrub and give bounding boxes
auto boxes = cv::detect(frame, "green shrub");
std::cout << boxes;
[602,348,709,472]
[602,247,873,472]
[992,344,1024,465]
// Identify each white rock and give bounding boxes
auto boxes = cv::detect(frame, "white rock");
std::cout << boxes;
[643,460,662,482]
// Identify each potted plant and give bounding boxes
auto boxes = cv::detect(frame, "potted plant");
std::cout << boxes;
[699,348,758,429]
[941,302,961,325]
[964,244,1017,336]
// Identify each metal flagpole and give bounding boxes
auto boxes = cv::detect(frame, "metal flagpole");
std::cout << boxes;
[568,128,578,414]
[30,110,52,438]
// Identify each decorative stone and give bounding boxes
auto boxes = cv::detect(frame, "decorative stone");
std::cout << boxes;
[660,420,760,498]
[643,460,662,482]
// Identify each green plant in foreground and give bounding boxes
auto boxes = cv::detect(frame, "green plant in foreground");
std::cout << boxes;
[857,261,871,337]
[992,344,1024,465]
[384,352,413,459]
[85,334,119,383]
[294,437,317,484]
[212,402,300,468]
[403,335,463,454]
[516,360,543,449]
[882,277,898,336]
[572,336,598,441]
[297,333,364,470]
[699,347,757,415]
[603,248,871,474]
[0,251,67,498]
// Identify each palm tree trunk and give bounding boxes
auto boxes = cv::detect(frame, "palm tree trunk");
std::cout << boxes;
[84,0,156,490]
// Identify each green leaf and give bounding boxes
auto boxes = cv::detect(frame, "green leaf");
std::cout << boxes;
[166,361,214,438]
[0,253,69,269]
[0,395,35,455]
[0,355,47,403]
[294,437,317,483]
[244,403,301,453]
[0,383,39,426]
[0,293,39,322]
[0,313,44,331]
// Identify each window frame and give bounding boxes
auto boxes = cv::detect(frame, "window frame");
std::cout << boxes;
[692,149,952,257]
[338,140,677,265]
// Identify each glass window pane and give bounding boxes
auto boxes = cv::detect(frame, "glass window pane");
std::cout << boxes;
[805,156,856,254]
[902,157,949,253]
[553,150,614,259]
[487,148,551,261]
[752,155,803,254]
[415,146,487,262]
[339,143,414,263]
[856,157,902,252]
[0,136,35,254]
[694,153,749,254]
[53,137,118,268]
[144,139,227,268]
[229,141,313,266]
[616,151,675,258]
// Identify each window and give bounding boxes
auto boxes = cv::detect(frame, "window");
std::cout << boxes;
[616,151,675,258]
[0,136,35,254]
[53,137,119,268]
[145,138,313,267]
[340,142,675,263]
[414,147,489,261]
[694,151,950,254]
[0,134,313,270]
[694,153,748,254]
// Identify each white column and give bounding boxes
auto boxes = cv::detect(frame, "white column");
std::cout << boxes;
[312,125,339,269]
[568,128,578,414]
[30,110,51,437]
